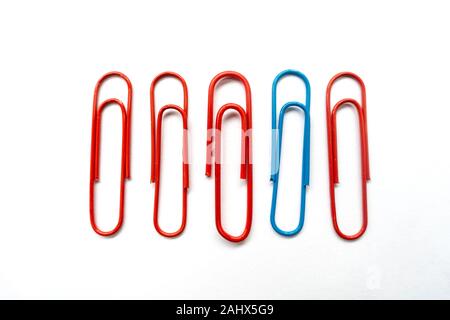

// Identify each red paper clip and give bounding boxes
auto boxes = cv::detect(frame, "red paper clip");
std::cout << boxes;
[89,72,132,236]
[206,71,253,242]
[326,72,370,240]
[150,72,189,237]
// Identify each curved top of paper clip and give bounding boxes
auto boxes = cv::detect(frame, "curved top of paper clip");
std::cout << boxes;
[326,71,366,113]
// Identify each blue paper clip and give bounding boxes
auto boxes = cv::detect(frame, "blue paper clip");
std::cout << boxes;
[270,69,311,236]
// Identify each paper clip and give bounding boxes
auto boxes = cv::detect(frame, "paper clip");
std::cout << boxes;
[270,69,311,236]
[326,72,370,240]
[89,71,132,236]
[206,71,253,242]
[150,72,189,237]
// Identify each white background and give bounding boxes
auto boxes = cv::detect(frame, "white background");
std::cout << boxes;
[0,0,449,299]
